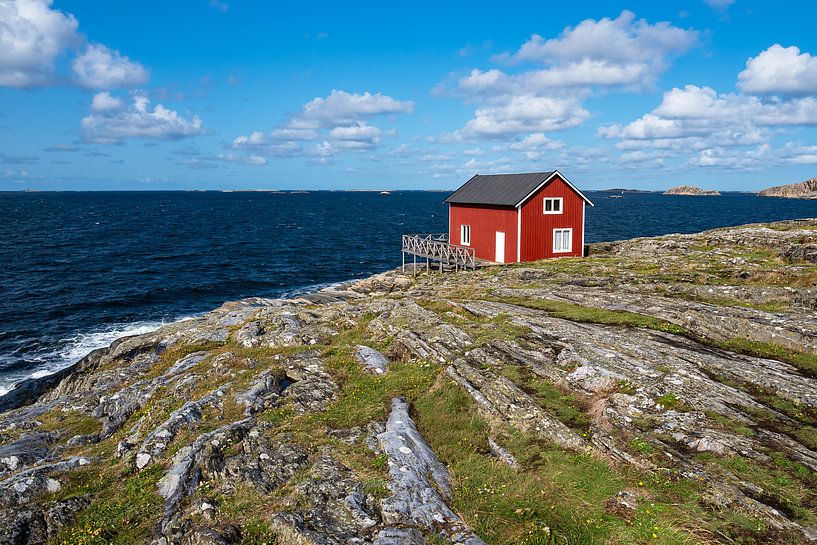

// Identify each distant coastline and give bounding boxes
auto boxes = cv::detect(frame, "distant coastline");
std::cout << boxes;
[664,185,721,196]
[599,188,657,194]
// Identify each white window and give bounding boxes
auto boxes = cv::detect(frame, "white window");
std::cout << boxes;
[553,228,572,253]
[460,224,471,246]
[543,197,563,215]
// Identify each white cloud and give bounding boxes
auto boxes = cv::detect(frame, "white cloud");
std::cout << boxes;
[618,150,669,163]
[90,91,123,112]
[390,143,411,156]
[439,11,697,143]
[461,156,513,174]
[230,131,305,158]
[455,62,652,98]
[232,90,413,160]
[599,85,817,152]
[0,1,151,90]
[268,127,318,141]
[72,43,149,89]
[232,131,265,148]
[498,133,565,160]
[460,95,589,138]
[327,122,386,149]
[448,12,696,100]
[507,10,697,88]
[505,133,564,151]
[216,153,267,165]
[690,144,772,169]
[738,45,817,96]
[781,142,817,164]
[296,90,414,128]
[0,0,80,87]
[82,92,203,143]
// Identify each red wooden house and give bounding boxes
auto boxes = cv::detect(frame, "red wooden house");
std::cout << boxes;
[444,171,594,263]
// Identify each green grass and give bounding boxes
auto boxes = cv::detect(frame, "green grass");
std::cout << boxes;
[496,297,689,336]
[629,436,657,456]
[742,402,817,452]
[411,379,709,545]
[39,410,102,438]
[496,363,590,432]
[715,337,817,379]
[238,518,279,545]
[698,453,817,525]
[317,355,437,429]
[657,289,790,313]
[470,314,531,346]
[704,411,755,437]
[53,464,164,545]
[699,369,817,451]
[655,393,694,412]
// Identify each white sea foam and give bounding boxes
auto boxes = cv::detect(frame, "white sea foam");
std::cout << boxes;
[0,320,170,397]
[0,279,365,398]
[280,278,360,299]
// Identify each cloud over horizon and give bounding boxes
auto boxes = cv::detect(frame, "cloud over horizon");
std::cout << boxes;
[230,90,414,163]
[436,11,699,146]
[82,92,203,144]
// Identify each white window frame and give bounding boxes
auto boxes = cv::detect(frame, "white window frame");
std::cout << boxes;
[460,224,471,246]
[552,228,572,254]
[543,197,563,215]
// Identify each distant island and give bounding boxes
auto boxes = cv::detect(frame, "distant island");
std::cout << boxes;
[663,185,721,196]
[599,188,656,194]
[758,177,817,199]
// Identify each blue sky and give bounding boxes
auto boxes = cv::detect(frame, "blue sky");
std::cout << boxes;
[2,0,817,191]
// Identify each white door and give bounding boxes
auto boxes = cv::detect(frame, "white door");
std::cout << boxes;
[495,231,505,263]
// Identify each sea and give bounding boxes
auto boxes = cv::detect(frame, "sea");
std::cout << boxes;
[1,189,816,395]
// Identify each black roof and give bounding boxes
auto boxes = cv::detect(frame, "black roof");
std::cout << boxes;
[444,170,595,207]
[444,171,555,206]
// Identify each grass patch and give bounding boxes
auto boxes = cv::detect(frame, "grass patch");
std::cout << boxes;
[411,378,709,545]
[699,368,817,451]
[54,464,164,545]
[39,410,101,438]
[238,518,279,545]
[496,364,590,432]
[317,358,437,428]
[698,453,817,525]
[704,411,755,437]
[497,297,689,336]
[715,337,817,379]
[657,288,789,313]
[469,314,531,347]
[743,403,817,452]
[629,436,657,456]
[655,393,694,412]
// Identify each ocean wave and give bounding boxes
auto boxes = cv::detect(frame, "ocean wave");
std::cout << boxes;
[0,320,169,397]
[0,280,355,398]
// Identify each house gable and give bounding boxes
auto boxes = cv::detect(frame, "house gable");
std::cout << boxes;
[518,173,586,261]
[514,170,594,209]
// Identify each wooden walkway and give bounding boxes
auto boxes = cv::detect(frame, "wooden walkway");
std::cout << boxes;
[401,233,479,274]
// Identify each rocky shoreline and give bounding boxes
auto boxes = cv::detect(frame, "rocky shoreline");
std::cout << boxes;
[2,220,817,544]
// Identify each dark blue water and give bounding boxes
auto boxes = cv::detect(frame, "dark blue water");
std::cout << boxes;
[1,190,816,393]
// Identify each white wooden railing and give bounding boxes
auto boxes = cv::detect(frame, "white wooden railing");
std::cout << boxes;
[401,233,476,272]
